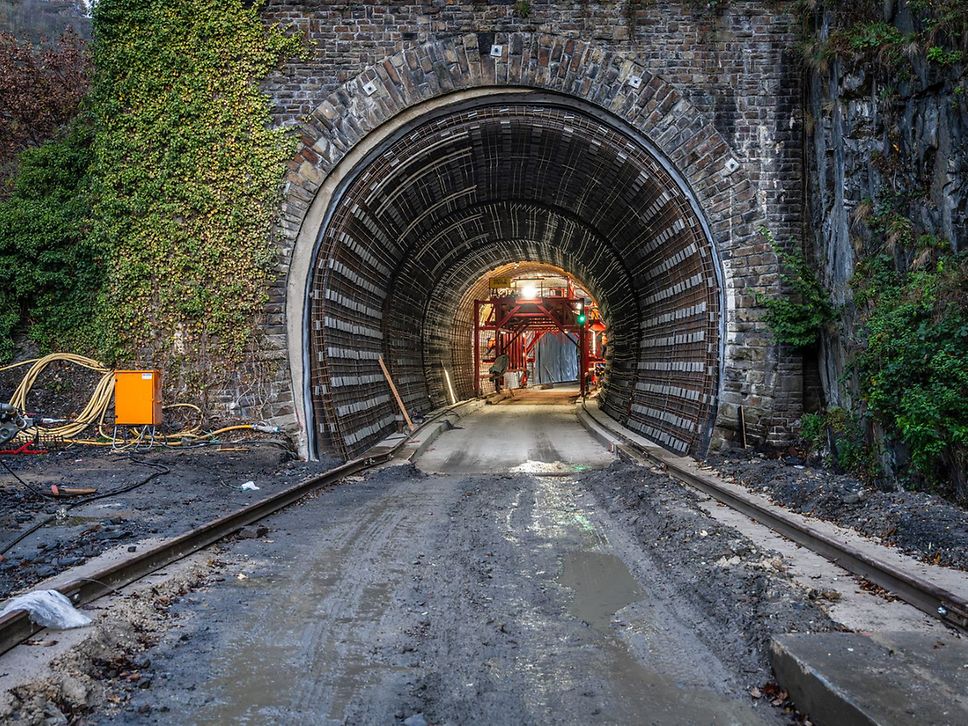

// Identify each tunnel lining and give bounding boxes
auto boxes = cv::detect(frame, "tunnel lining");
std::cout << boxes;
[305,97,727,459]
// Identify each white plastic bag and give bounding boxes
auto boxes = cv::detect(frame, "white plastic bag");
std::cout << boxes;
[0,589,92,629]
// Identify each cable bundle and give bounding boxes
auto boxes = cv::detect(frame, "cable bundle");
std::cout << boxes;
[1,353,278,449]
[3,353,114,442]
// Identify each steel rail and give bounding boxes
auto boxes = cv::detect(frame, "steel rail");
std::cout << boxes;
[0,401,472,657]
[578,402,968,634]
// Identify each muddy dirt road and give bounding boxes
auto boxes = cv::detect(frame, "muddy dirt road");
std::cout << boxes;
[64,389,812,725]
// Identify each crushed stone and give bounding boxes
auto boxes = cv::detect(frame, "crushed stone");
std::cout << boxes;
[0,557,218,725]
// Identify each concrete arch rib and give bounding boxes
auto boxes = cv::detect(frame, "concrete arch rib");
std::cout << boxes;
[280,32,781,460]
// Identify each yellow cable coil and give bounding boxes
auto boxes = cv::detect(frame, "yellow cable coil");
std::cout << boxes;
[6,354,114,442]
[3,353,256,446]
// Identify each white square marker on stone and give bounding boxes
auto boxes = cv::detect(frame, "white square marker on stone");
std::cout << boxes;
[362,81,378,96]
[490,44,503,58]
[628,75,642,89]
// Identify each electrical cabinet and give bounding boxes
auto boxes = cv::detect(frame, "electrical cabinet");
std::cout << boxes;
[114,370,163,426]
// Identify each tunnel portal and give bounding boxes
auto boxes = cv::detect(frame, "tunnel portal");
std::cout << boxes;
[306,100,723,458]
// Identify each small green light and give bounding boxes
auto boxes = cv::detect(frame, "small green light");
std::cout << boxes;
[577,314,586,325]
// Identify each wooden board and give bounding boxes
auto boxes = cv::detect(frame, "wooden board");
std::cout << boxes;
[378,355,415,431]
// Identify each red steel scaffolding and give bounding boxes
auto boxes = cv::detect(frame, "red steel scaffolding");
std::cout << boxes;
[473,291,604,397]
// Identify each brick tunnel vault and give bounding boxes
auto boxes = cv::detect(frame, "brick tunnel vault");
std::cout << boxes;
[306,96,725,459]
[279,35,784,461]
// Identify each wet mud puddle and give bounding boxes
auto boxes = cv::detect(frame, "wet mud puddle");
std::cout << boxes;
[551,480,769,725]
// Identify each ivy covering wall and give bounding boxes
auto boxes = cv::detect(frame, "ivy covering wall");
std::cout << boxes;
[89,0,302,395]
[0,1,300,401]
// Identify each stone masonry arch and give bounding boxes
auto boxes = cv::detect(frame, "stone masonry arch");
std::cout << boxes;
[273,32,790,459]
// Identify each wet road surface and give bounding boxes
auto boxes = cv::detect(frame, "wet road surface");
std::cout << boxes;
[416,387,615,475]
[106,393,776,725]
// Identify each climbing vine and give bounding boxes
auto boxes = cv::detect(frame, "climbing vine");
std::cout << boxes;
[89,0,302,390]
[756,227,835,349]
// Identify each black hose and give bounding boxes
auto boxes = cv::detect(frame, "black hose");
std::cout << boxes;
[0,458,28,488]
[0,459,48,502]
[0,457,170,557]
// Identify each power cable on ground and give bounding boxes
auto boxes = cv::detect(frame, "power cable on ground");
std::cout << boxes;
[0,457,171,558]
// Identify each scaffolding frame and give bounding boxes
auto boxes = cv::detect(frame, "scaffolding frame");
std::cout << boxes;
[473,293,603,397]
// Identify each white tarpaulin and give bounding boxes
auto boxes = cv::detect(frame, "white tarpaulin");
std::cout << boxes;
[0,589,92,629]
[535,332,578,384]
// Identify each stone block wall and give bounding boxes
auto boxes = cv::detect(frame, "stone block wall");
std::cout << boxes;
[249,1,805,453]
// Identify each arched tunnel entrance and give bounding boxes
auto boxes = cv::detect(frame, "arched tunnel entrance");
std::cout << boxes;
[304,95,724,459]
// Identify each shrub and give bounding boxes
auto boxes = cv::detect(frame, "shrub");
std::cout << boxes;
[852,251,968,497]
[0,28,90,187]
[798,408,877,477]
[0,119,102,361]
[756,227,835,348]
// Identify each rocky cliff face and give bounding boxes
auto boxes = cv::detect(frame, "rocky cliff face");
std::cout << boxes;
[805,3,966,490]
[807,7,966,406]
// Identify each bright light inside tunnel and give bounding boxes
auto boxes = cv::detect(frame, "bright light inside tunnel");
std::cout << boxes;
[460,263,605,398]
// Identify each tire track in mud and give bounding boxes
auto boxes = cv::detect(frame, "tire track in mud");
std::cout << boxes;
[393,473,776,726]
[291,502,406,718]
[296,481,461,721]
[75,460,816,725]
[128,467,454,726]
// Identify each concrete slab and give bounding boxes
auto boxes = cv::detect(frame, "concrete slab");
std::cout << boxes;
[415,388,615,474]
[771,631,968,726]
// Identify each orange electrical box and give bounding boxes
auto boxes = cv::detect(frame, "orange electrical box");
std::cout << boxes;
[114,370,163,426]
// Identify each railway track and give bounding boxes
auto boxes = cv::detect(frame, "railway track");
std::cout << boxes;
[0,401,473,657]
[577,401,968,634]
[2,397,966,661]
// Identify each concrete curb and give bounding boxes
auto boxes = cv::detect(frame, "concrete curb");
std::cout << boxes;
[397,398,485,462]
[771,632,968,726]
[575,403,650,467]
